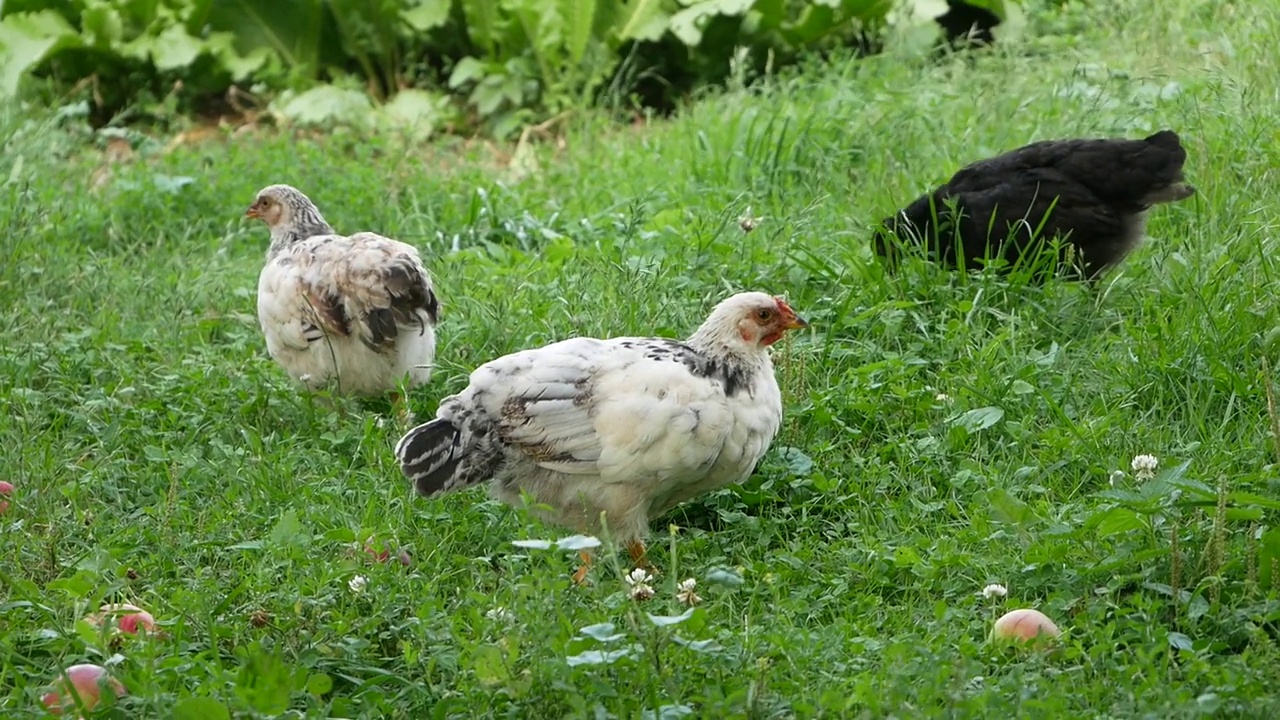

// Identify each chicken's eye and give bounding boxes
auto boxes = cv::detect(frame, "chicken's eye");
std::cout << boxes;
[756,308,773,322]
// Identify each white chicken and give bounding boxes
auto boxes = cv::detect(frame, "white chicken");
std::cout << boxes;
[247,184,439,398]
[394,292,807,582]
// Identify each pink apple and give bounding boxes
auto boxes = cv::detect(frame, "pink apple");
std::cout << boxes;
[991,608,1061,644]
[0,480,13,513]
[364,540,390,563]
[86,603,157,635]
[41,664,125,714]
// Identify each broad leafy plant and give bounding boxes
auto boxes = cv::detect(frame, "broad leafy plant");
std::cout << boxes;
[0,0,1023,131]
[445,0,672,136]
[0,0,269,115]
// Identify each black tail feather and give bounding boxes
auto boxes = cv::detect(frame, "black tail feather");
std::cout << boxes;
[1143,129,1183,153]
[870,129,1197,279]
[1137,129,1196,204]
[394,419,463,496]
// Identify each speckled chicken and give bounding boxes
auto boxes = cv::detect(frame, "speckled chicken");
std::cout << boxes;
[394,292,807,583]
[247,184,439,397]
[873,130,1196,279]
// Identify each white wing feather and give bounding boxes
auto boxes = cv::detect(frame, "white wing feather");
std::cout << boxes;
[473,338,737,480]
[257,262,320,351]
[256,231,438,394]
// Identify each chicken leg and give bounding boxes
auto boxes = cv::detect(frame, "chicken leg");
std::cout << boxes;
[627,540,648,567]
[572,550,592,585]
[390,390,414,425]
[627,540,663,575]
[572,543,651,585]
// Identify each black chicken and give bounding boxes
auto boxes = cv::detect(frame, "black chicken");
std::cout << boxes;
[873,130,1196,280]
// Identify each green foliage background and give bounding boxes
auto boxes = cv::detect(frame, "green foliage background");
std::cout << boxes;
[0,0,1012,133]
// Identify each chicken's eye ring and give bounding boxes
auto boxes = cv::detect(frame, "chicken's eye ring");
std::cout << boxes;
[755,308,773,322]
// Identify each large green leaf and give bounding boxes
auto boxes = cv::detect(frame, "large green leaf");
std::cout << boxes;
[0,0,79,18]
[986,487,1038,528]
[956,0,1006,19]
[377,87,450,139]
[0,10,82,98]
[205,32,271,80]
[949,405,1004,432]
[1091,506,1150,537]
[124,22,204,71]
[749,0,786,31]
[270,84,375,128]
[403,0,453,31]
[448,56,487,87]
[1228,491,1280,512]
[81,3,125,48]
[461,0,501,52]
[893,0,949,24]
[780,3,837,45]
[614,0,669,43]
[503,0,563,66]
[781,0,891,45]
[560,0,596,64]
[669,0,752,46]
[843,0,894,22]
[206,0,329,76]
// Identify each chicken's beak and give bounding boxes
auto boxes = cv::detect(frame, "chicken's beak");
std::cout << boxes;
[782,313,809,330]
[245,205,261,219]
[774,296,809,330]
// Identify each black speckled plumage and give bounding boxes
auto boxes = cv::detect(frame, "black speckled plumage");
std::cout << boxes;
[632,339,752,398]
[392,292,804,552]
[873,130,1196,280]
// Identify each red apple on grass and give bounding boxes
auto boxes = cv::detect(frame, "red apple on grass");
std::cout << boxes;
[0,480,13,513]
[364,540,391,563]
[85,603,157,635]
[41,664,125,715]
[991,608,1061,645]
[365,539,413,566]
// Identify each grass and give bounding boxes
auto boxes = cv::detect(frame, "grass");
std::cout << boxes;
[4,0,1280,716]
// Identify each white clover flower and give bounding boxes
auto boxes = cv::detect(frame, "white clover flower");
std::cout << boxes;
[1131,454,1159,480]
[737,207,762,233]
[485,606,514,623]
[629,582,655,601]
[676,578,701,606]
[625,568,652,586]
[982,583,1008,600]
[348,575,368,594]
[625,567,654,601]
[935,393,952,403]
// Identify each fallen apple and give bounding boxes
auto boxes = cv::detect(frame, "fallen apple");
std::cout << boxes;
[85,603,157,635]
[0,480,13,513]
[41,664,125,715]
[991,608,1061,644]
[364,540,391,563]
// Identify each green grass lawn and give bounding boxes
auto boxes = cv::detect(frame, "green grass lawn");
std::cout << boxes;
[4,0,1280,717]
